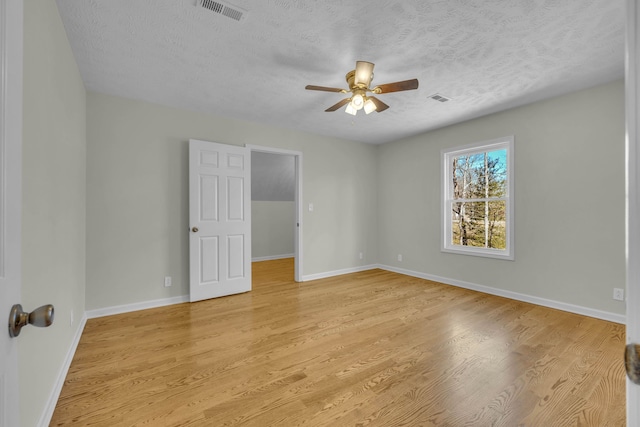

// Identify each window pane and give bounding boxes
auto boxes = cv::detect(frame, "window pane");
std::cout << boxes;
[485,149,507,198]
[450,201,506,249]
[487,201,506,249]
[452,149,507,199]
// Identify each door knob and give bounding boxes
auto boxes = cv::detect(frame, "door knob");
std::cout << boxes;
[192,227,199,232]
[8,304,54,338]
[625,343,640,385]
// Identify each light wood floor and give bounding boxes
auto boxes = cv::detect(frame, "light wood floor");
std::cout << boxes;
[51,259,626,426]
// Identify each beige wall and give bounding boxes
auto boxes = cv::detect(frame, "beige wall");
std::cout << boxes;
[252,201,295,259]
[86,92,379,309]
[21,1,87,425]
[378,80,626,315]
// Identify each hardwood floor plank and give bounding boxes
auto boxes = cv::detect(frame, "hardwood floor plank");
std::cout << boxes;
[50,258,625,426]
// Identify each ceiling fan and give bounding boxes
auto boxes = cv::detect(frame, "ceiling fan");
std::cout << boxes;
[305,61,419,115]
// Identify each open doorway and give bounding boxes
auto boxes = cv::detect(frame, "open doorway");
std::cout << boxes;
[247,145,303,282]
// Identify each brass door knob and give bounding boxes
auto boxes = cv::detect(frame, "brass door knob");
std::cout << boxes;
[192,227,199,232]
[8,304,54,338]
[626,343,640,384]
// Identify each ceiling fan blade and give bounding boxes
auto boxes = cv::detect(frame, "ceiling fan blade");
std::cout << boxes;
[373,79,419,94]
[305,85,347,93]
[368,96,389,112]
[354,61,375,86]
[325,98,351,112]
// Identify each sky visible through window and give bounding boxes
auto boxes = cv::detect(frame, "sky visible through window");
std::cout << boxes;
[452,149,506,198]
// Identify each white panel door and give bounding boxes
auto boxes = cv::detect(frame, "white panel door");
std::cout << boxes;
[0,1,22,426]
[189,139,251,302]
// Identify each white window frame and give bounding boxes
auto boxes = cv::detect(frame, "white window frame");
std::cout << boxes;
[441,136,514,260]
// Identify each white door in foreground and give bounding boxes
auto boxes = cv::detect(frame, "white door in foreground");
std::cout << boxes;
[627,1,640,425]
[0,1,22,425]
[189,139,251,302]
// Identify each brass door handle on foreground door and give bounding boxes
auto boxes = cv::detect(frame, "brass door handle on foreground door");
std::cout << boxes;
[626,344,640,384]
[191,227,199,232]
[8,304,54,338]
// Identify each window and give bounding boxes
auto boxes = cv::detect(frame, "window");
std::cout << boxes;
[442,136,514,260]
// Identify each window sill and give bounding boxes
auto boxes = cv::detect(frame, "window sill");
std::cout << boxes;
[441,246,514,261]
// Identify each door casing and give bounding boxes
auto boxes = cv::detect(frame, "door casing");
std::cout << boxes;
[247,144,303,282]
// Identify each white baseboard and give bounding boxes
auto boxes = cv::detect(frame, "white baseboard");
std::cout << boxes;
[252,254,294,262]
[86,295,189,319]
[38,313,88,427]
[378,264,626,324]
[301,264,378,282]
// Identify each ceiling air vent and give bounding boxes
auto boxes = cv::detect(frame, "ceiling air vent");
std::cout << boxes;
[429,93,451,103]
[197,0,247,22]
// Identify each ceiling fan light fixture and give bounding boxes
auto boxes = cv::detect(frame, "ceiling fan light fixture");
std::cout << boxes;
[352,93,364,109]
[364,98,376,114]
[345,102,357,115]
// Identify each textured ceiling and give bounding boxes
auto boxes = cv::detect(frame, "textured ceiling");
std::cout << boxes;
[56,0,625,144]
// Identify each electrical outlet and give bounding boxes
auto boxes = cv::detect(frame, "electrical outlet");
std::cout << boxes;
[359,252,363,260]
[613,288,624,301]
[164,276,172,287]
[397,254,403,262]
[70,309,74,326]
